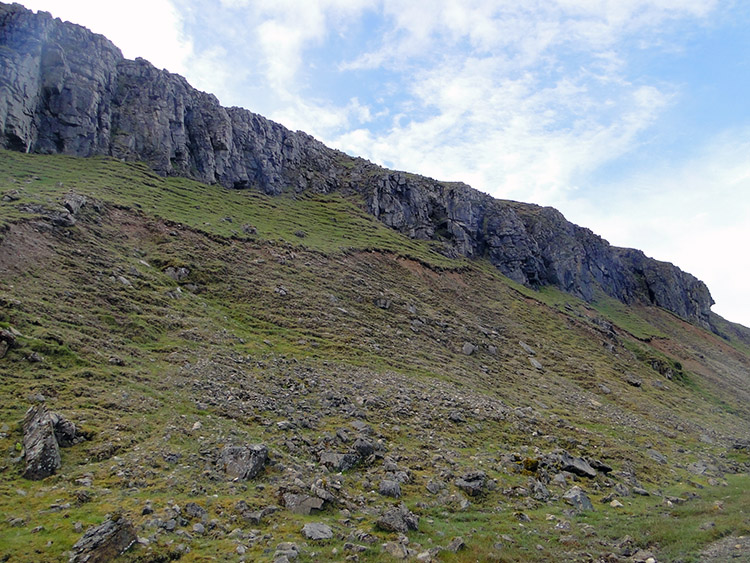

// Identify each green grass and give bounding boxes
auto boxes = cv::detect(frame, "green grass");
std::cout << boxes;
[0,149,462,268]
[0,150,748,562]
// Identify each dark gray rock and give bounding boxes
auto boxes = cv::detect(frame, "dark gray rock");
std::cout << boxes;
[560,451,597,478]
[282,493,324,515]
[588,458,613,474]
[218,444,268,479]
[301,522,333,540]
[625,373,643,387]
[562,486,594,512]
[646,449,667,465]
[0,329,16,359]
[184,502,207,520]
[22,404,61,480]
[376,503,419,533]
[379,479,401,498]
[455,470,487,496]
[446,537,466,552]
[63,193,86,214]
[319,451,359,472]
[49,411,78,447]
[69,515,137,562]
[353,437,374,458]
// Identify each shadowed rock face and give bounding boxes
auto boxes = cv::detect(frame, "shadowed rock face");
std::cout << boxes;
[0,3,714,327]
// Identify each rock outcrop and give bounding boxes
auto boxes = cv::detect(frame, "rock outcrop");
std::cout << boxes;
[22,404,60,480]
[0,3,714,327]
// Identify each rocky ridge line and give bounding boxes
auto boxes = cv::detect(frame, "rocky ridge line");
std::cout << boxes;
[0,2,713,327]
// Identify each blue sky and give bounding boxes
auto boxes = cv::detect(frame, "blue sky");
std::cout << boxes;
[22,0,750,327]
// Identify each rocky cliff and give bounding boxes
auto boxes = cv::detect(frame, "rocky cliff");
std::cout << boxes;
[0,2,714,327]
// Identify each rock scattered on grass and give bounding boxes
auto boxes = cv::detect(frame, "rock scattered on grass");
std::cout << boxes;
[301,522,333,540]
[69,515,137,563]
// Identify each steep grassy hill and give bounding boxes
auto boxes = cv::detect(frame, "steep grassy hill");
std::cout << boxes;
[0,150,749,562]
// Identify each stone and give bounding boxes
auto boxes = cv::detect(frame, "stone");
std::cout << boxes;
[529,357,544,370]
[49,411,78,447]
[455,470,487,496]
[625,373,642,387]
[379,479,401,498]
[218,444,268,480]
[559,452,597,478]
[0,329,16,359]
[425,480,442,494]
[319,451,359,472]
[301,522,333,540]
[22,404,61,480]
[353,437,374,458]
[164,266,190,281]
[282,493,324,515]
[646,449,667,465]
[383,541,408,559]
[563,486,594,512]
[462,342,476,355]
[184,502,207,520]
[63,193,87,215]
[446,537,466,552]
[519,341,536,355]
[375,503,419,534]
[588,458,613,474]
[69,515,137,562]
[274,542,300,561]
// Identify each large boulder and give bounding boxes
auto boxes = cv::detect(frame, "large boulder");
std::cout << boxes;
[218,444,268,479]
[455,471,487,496]
[22,404,61,480]
[563,486,594,512]
[376,503,419,534]
[559,451,597,478]
[69,515,137,562]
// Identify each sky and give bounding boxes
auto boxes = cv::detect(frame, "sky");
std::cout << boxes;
[20,0,750,327]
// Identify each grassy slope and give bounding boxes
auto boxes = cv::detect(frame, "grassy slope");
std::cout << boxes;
[0,150,748,562]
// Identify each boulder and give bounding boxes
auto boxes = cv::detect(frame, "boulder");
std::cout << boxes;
[219,444,268,479]
[379,479,402,498]
[49,411,78,447]
[282,493,324,515]
[319,451,359,472]
[301,522,333,540]
[455,471,487,496]
[63,193,87,215]
[22,404,61,480]
[560,451,597,478]
[353,437,375,458]
[563,486,594,512]
[69,515,137,562]
[376,503,419,533]
[0,328,16,359]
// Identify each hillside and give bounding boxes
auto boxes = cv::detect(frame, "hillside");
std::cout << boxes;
[0,3,749,562]
[0,150,749,562]
[0,2,715,329]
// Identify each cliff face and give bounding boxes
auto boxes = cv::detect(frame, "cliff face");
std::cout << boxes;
[0,3,714,327]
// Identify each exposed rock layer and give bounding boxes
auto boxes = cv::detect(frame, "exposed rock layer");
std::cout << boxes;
[0,3,713,326]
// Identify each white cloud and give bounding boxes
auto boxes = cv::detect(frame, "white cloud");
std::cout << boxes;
[21,0,193,74]
[560,128,750,326]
